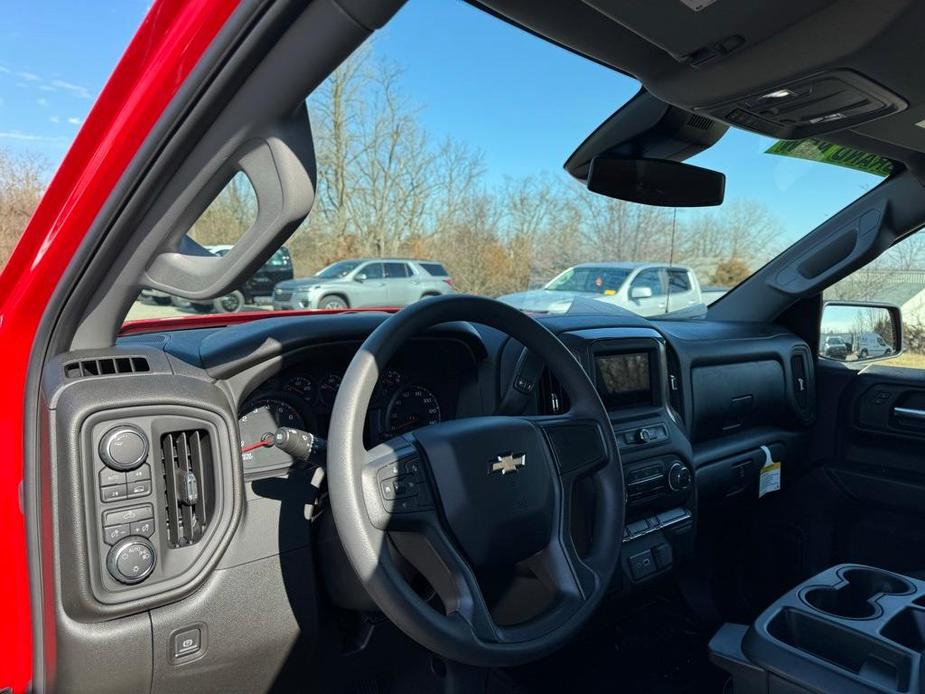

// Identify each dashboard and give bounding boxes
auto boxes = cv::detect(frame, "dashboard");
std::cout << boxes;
[40,308,817,692]
[237,339,478,476]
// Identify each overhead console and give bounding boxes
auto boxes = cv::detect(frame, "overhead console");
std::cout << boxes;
[696,70,908,140]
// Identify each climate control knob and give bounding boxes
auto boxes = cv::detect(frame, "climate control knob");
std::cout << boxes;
[99,425,148,471]
[106,536,156,585]
[668,462,692,492]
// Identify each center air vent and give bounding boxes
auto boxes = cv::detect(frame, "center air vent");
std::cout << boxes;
[160,429,213,547]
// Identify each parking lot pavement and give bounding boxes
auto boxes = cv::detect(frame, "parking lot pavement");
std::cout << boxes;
[124,300,268,322]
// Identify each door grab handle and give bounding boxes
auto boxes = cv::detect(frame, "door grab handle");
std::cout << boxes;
[893,406,925,419]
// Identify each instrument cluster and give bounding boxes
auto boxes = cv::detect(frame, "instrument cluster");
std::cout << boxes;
[238,340,470,474]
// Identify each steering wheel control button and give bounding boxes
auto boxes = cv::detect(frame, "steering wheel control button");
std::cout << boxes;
[131,519,155,538]
[106,536,156,584]
[99,468,127,487]
[513,374,535,394]
[127,479,152,499]
[101,484,128,503]
[125,463,151,483]
[103,524,130,545]
[99,425,149,471]
[173,627,202,658]
[103,504,153,527]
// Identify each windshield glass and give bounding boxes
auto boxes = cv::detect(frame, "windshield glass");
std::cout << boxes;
[316,261,360,279]
[113,0,890,325]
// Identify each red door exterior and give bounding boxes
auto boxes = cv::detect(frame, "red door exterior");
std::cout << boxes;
[0,1,238,689]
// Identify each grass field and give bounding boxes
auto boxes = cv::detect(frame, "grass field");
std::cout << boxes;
[888,351,925,369]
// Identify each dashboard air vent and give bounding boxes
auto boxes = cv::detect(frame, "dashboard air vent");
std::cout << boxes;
[538,369,569,415]
[160,429,213,547]
[64,356,149,378]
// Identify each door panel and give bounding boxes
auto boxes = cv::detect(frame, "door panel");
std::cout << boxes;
[352,262,387,307]
[813,362,925,576]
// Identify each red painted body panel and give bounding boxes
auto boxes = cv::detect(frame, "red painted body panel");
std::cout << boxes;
[120,307,401,336]
[0,1,238,689]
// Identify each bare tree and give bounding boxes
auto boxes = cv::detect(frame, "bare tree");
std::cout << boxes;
[0,149,47,272]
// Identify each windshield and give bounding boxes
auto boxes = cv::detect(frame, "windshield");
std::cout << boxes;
[316,261,360,279]
[0,0,886,326]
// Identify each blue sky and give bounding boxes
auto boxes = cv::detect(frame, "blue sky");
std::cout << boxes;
[1,0,881,246]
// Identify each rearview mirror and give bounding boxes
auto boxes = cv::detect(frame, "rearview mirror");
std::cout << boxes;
[630,286,653,299]
[355,274,366,282]
[587,156,725,207]
[820,301,902,362]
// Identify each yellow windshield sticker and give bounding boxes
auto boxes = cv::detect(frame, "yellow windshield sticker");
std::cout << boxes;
[765,138,894,177]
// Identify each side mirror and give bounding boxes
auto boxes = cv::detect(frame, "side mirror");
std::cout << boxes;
[354,274,366,282]
[820,301,902,363]
[630,286,653,299]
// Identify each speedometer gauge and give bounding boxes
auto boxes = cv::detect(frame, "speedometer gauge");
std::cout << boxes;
[238,397,306,473]
[386,385,441,437]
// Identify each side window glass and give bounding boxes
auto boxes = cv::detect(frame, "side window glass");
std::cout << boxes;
[668,269,691,292]
[384,262,409,278]
[632,269,665,297]
[360,262,384,279]
[824,231,925,367]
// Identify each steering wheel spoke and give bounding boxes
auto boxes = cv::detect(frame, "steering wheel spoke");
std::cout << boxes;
[391,523,500,644]
[526,415,611,480]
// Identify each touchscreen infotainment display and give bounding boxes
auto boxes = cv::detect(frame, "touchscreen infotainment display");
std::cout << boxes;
[594,352,652,408]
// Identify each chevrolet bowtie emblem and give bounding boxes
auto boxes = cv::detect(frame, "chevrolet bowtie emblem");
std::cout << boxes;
[491,452,526,475]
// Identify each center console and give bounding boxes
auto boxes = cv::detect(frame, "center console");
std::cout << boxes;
[711,564,925,693]
[555,328,696,588]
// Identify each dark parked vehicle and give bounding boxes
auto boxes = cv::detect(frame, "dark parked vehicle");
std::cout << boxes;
[141,245,294,313]
[821,335,849,359]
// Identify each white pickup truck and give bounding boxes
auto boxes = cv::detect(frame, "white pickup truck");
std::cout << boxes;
[498,262,704,317]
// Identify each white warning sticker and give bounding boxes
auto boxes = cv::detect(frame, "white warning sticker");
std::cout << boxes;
[758,445,781,498]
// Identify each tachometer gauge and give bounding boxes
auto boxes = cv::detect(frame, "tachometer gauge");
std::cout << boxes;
[318,373,342,407]
[379,369,402,391]
[386,385,441,437]
[372,368,402,403]
[284,375,316,402]
[238,397,306,473]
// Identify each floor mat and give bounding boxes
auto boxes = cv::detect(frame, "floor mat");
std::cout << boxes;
[505,591,730,694]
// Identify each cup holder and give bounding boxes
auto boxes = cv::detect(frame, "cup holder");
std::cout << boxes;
[801,568,913,620]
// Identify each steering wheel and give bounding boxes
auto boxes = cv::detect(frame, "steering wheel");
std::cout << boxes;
[327,295,624,666]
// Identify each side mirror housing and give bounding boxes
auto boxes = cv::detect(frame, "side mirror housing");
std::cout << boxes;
[820,301,902,363]
[354,274,366,283]
[630,286,654,300]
